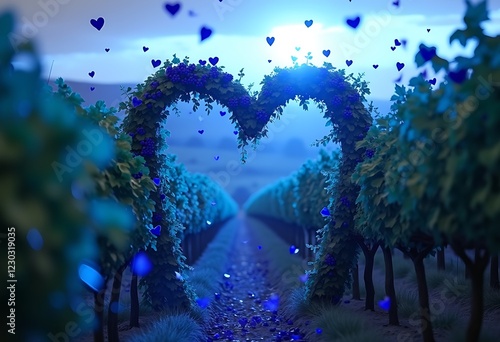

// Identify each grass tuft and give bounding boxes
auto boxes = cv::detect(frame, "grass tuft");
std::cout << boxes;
[128,313,204,342]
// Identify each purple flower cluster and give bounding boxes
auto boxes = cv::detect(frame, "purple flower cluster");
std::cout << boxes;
[150,81,159,89]
[221,73,233,83]
[324,253,337,266]
[340,196,350,208]
[136,127,145,135]
[329,75,346,91]
[132,172,143,179]
[365,148,375,158]
[283,85,295,97]
[256,110,270,123]
[239,95,252,107]
[140,138,155,157]
[331,95,343,107]
[348,92,360,102]
[145,90,163,100]
[343,108,353,119]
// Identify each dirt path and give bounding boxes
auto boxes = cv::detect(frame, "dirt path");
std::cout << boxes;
[204,218,306,341]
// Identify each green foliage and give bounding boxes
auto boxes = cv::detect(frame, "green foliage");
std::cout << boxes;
[127,313,205,342]
[0,11,149,340]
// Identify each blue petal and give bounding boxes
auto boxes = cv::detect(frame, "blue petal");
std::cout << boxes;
[78,264,104,292]
[26,228,43,250]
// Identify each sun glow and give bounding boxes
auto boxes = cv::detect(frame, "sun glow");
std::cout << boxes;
[267,23,333,66]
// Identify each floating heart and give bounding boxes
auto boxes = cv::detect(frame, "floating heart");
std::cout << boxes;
[200,26,213,42]
[392,0,400,6]
[88,71,95,78]
[152,59,161,68]
[419,44,437,62]
[394,39,401,46]
[322,49,331,57]
[153,177,161,186]
[295,47,301,51]
[198,129,204,134]
[90,86,95,91]
[214,156,220,161]
[268,59,272,63]
[143,46,149,52]
[304,19,313,27]
[266,37,275,46]
[208,57,219,65]
[132,97,142,107]
[391,46,396,51]
[346,60,353,67]
[428,78,437,85]
[396,62,405,71]
[188,10,196,16]
[448,68,467,83]
[372,64,378,69]
[233,131,238,135]
[105,48,110,52]
[427,28,431,32]
[220,111,226,116]
[346,16,360,29]
[165,2,181,16]
[150,225,161,236]
[90,17,104,31]
[320,207,330,217]
[199,59,206,65]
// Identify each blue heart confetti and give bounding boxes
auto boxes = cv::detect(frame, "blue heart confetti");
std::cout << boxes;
[320,207,330,216]
[196,297,210,309]
[391,46,396,51]
[90,17,104,31]
[150,225,161,236]
[78,264,104,291]
[198,129,204,134]
[220,111,226,116]
[130,251,153,276]
[88,71,95,78]
[26,228,43,251]
[346,16,360,29]
[200,26,213,42]
[151,59,161,68]
[419,44,437,62]
[448,68,467,83]
[105,48,109,52]
[199,59,206,65]
[132,97,142,107]
[428,78,437,85]
[373,64,379,69]
[153,177,161,186]
[346,60,353,66]
[233,130,238,135]
[208,56,219,65]
[322,49,331,57]
[396,62,405,71]
[394,39,401,46]
[266,36,275,46]
[378,296,391,311]
[304,19,313,27]
[143,46,149,52]
[165,2,181,16]
[214,156,220,160]
[90,86,95,91]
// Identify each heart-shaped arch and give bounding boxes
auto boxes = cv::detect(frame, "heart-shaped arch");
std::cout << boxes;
[122,56,373,309]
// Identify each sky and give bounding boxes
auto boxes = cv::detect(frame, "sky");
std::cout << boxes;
[3,0,500,101]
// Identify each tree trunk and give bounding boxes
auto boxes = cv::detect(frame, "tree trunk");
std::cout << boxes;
[383,246,399,325]
[452,245,490,342]
[129,273,140,328]
[412,253,435,342]
[490,254,499,290]
[108,262,127,342]
[352,262,361,300]
[437,248,445,271]
[357,238,380,311]
[93,287,106,342]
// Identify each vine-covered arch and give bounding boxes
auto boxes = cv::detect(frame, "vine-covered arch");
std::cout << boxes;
[121,55,373,310]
